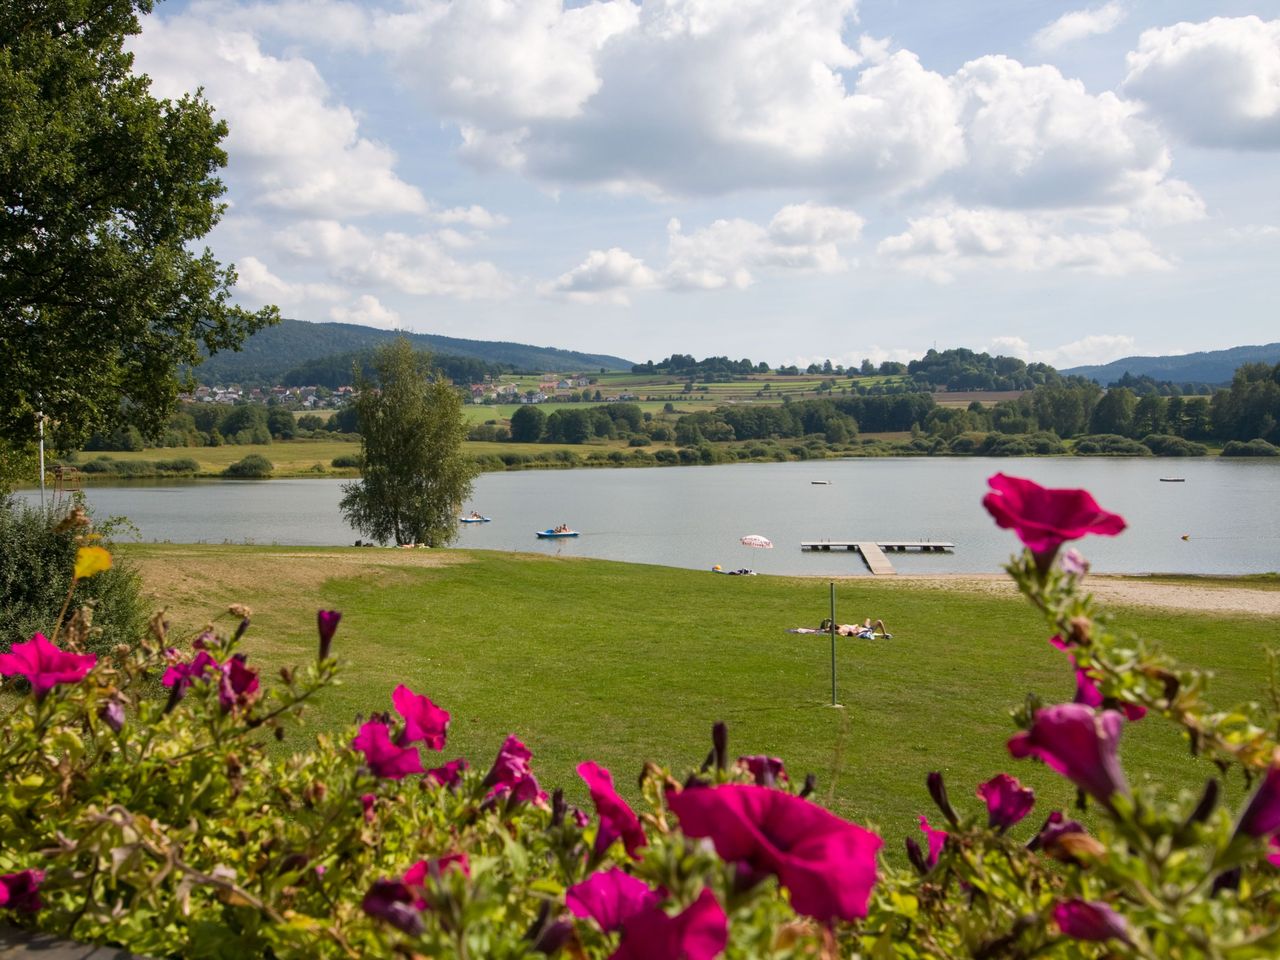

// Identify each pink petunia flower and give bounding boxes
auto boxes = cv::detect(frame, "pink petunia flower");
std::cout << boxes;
[1052,899,1131,943]
[403,854,470,909]
[425,758,469,789]
[217,654,260,712]
[352,720,424,780]
[609,888,727,960]
[1073,667,1146,721]
[360,793,377,823]
[977,773,1035,832]
[918,815,947,869]
[361,879,423,935]
[1008,704,1129,805]
[737,755,787,786]
[578,761,647,859]
[392,684,449,750]
[567,868,660,933]
[161,650,218,695]
[667,784,881,923]
[0,870,44,911]
[983,473,1126,570]
[317,610,341,660]
[483,734,547,806]
[1237,764,1280,839]
[0,634,97,701]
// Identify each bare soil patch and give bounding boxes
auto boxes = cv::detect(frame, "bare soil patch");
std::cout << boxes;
[882,574,1280,617]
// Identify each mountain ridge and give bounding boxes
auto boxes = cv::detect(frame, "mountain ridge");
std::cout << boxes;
[1062,342,1280,385]
[193,319,635,384]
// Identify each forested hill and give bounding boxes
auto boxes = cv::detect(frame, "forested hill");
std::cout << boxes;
[1063,343,1280,386]
[191,319,634,384]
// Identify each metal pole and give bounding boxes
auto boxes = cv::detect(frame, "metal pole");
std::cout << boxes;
[38,410,46,509]
[829,581,837,706]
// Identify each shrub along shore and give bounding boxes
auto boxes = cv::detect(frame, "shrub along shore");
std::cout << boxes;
[120,543,1276,843]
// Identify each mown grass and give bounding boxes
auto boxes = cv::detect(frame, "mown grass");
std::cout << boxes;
[119,544,1276,848]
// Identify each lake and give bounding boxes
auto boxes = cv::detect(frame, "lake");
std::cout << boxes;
[15,458,1280,576]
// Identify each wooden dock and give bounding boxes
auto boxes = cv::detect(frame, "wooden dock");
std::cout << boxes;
[799,540,955,576]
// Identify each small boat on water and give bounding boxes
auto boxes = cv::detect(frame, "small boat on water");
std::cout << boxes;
[536,528,579,538]
[1159,478,1186,483]
[811,480,831,485]
[460,515,491,523]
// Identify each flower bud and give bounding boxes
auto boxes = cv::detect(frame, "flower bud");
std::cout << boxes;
[98,699,125,733]
[927,771,958,826]
[712,721,728,772]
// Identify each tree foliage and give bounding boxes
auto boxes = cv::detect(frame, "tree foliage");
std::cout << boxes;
[340,339,476,546]
[0,0,277,457]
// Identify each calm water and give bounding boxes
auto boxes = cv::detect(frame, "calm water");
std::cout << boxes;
[16,458,1280,576]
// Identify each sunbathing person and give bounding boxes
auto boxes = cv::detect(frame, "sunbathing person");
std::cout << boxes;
[818,617,890,638]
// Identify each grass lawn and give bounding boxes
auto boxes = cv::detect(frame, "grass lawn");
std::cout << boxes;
[119,543,1274,849]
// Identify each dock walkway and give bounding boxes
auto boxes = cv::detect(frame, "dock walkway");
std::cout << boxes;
[799,540,955,576]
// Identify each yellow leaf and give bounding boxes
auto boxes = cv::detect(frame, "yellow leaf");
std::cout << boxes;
[74,545,113,579]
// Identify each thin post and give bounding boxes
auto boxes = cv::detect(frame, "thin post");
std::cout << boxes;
[38,410,46,509]
[829,581,837,706]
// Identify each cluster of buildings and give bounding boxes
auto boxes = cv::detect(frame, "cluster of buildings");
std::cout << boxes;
[180,384,354,409]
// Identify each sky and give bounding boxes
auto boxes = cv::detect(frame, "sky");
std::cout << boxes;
[129,0,1280,369]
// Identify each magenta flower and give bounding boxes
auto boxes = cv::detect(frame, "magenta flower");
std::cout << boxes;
[403,853,470,907]
[1052,900,1131,944]
[977,773,1035,832]
[317,610,341,660]
[0,633,97,701]
[161,650,218,695]
[567,868,661,933]
[1268,835,1280,868]
[983,473,1126,569]
[1237,764,1280,838]
[352,720,423,780]
[360,793,377,823]
[0,870,44,911]
[737,755,787,786]
[361,879,423,935]
[426,758,469,788]
[1008,704,1129,805]
[392,684,449,750]
[483,734,547,806]
[610,888,727,960]
[667,784,881,923]
[217,654,260,712]
[1073,667,1146,721]
[918,815,947,869]
[578,761,647,859]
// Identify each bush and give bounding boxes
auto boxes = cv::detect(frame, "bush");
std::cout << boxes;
[154,458,200,474]
[331,454,363,469]
[5,495,1280,957]
[1141,434,1208,457]
[223,454,274,478]
[627,436,651,447]
[1072,434,1152,456]
[654,448,679,464]
[0,498,145,657]
[1221,438,1280,457]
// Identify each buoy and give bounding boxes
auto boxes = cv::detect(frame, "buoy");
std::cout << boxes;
[1180,535,1190,541]
[712,565,722,571]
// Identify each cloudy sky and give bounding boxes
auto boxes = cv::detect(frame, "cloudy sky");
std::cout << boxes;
[131,1,1280,368]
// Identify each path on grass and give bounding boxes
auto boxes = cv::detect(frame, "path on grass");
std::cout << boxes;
[890,575,1280,616]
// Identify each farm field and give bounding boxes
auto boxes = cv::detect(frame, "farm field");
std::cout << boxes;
[119,543,1276,849]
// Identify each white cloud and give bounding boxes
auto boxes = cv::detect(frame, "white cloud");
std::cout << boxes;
[276,220,515,299]
[539,248,659,305]
[878,207,1171,282]
[432,206,509,230]
[330,294,402,329]
[1031,3,1125,53]
[543,203,864,302]
[130,16,429,218]
[949,55,1203,223]
[988,334,1138,368]
[234,256,346,304]
[1123,16,1280,150]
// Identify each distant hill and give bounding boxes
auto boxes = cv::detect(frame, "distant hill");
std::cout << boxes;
[1062,343,1280,386]
[191,319,634,384]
